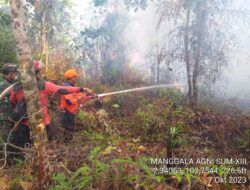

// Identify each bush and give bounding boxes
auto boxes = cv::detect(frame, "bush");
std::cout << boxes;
[50,147,164,189]
[159,88,185,104]
[0,11,17,65]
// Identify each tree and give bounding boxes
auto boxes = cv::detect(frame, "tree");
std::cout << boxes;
[145,44,168,85]
[157,0,235,105]
[93,0,148,10]
[74,2,129,84]
[0,7,17,65]
[9,0,47,186]
[192,0,208,104]
[25,0,72,76]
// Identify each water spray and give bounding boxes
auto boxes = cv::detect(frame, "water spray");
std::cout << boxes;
[97,84,183,98]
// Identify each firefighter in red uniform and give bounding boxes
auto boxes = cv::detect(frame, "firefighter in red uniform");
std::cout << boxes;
[60,70,94,132]
[10,61,93,145]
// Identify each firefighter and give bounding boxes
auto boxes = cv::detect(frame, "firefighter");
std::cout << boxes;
[0,64,19,161]
[10,61,91,143]
[60,70,94,132]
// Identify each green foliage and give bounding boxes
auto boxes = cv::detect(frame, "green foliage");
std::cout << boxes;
[92,83,105,93]
[70,166,91,189]
[51,147,164,189]
[88,146,102,161]
[159,88,185,104]
[101,60,123,85]
[93,0,148,11]
[50,173,70,190]
[97,109,108,124]
[133,103,167,141]
[13,157,25,167]
[75,8,129,84]
[50,147,105,189]
[68,147,105,189]
[101,145,117,155]
[209,164,236,179]
[0,0,9,5]
[156,0,236,99]
[203,147,214,155]
[50,166,91,190]
[77,110,88,121]
[170,169,200,190]
[9,178,23,190]
[0,10,17,65]
[0,9,11,26]
[137,157,162,183]
[134,104,161,141]
[81,130,106,142]
[238,129,249,151]
[76,110,100,131]
[217,165,229,179]
[128,98,190,147]
[169,126,185,148]
[112,103,120,109]
[26,0,72,58]
[110,101,122,118]
[112,157,164,185]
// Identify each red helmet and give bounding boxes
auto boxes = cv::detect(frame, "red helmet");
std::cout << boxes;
[32,60,44,71]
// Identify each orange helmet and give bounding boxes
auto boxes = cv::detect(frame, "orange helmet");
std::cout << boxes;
[64,69,79,79]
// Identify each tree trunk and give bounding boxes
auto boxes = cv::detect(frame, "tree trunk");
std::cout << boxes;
[156,46,160,85]
[192,0,208,106]
[36,1,49,74]
[95,41,101,80]
[41,11,49,74]
[150,59,156,84]
[184,7,193,103]
[156,47,161,96]
[45,39,49,73]
[10,0,47,187]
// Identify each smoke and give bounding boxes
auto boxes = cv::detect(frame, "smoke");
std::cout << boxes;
[71,0,250,102]
[123,0,250,100]
[220,1,250,99]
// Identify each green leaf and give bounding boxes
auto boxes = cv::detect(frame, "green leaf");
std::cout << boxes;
[88,146,101,161]
[112,103,120,109]
[101,145,117,155]
[71,165,90,180]
[77,110,87,121]
[50,173,70,190]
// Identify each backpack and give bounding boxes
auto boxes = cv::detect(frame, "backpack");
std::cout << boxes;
[13,99,28,121]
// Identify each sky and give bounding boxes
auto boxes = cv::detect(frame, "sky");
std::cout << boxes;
[71,0,250,99]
